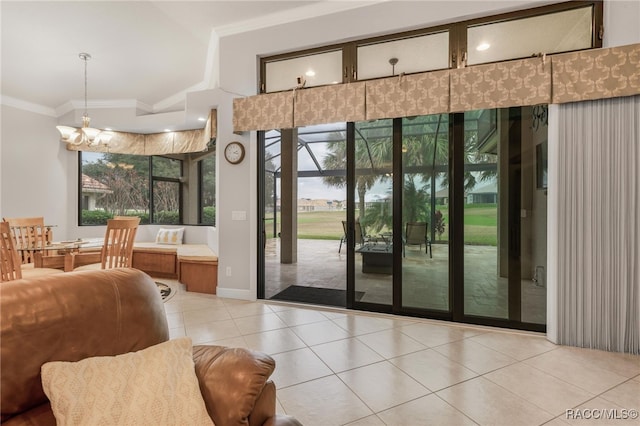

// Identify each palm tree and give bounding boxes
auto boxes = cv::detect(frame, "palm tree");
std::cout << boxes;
[321,121,393,223]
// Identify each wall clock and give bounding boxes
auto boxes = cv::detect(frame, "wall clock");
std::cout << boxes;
[224,141,245,164]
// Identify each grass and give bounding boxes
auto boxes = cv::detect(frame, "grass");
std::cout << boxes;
[266,203,498,246]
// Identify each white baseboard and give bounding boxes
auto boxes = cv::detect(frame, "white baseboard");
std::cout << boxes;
[216,287,255,301]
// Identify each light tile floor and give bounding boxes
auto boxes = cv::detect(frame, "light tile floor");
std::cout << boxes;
[163,282,640,426]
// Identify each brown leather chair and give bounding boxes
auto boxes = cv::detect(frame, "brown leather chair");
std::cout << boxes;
[0,268,301,426]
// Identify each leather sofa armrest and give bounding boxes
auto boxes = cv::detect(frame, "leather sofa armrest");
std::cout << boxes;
[249,381,303,426]
[192,345,276,426]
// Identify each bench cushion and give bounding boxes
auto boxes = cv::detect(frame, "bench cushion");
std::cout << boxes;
[177,245,218,262]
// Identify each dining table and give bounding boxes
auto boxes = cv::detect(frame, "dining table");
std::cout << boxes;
[31,238,104,271]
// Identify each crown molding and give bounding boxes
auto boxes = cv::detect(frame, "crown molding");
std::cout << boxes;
[214,0,389,37]
[1,95,57,117]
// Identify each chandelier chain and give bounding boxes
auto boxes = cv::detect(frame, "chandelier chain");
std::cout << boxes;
[80,52,91,117]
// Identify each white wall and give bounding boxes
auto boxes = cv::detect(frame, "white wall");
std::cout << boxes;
[604,0,640,48]
[0,106,72,240]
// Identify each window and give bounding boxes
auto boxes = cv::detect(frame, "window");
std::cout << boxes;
[264,49,343,93]
[199,154,216,225]
[357,31,450,80]
[261,1,602,88]
[79,152,188,225]
[466,5,595,65]
[151,157,182,224]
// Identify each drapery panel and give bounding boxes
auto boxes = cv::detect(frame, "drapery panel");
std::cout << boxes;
[233,91,294,132]
[294,82,366,127]
[365,70,450,120]
[556,95,639,354]
[66,109,216,155]
[552,43,640,104]
[450,57,551,112]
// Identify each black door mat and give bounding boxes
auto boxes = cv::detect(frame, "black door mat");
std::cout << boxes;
[270,285,364,307]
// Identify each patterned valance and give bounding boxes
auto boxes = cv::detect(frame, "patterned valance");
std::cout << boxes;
[450,57,551,112]
[68,129,206,155]
[294,82,365,127]
[66,109,216,155]
[232,43,640,132]
[552,43,640,104]
[366,70,450,120]
[233,91,294,132]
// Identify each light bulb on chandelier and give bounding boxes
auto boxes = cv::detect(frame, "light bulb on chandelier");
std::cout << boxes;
[56,53,112,147]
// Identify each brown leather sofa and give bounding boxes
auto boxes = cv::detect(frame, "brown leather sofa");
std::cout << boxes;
[0,268,301,426]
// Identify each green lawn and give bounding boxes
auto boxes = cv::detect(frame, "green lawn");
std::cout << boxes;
[266,202,497,246]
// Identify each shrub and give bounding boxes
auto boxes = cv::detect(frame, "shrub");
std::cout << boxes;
[202,206,216,225]
[81,210,112,225]
[154,211,180,224]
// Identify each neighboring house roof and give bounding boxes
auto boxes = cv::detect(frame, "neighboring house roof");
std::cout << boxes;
[82,174,112,194]
[297,198,337,207]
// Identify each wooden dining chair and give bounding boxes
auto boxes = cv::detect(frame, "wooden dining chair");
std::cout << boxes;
[69,217,140,271]
[1,221,63,282]
[3,217,48,265]
[1,221,23,281]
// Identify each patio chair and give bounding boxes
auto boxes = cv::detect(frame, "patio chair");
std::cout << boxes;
[338,220,370,253]
[403,222,432,258]
[68,217,140,271]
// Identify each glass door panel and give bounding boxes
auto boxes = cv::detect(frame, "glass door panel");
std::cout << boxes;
[263,129,283,299]
[401,114,450,311]
[353,119,393,305]
[463,109,506,319]
[521,106,547,324]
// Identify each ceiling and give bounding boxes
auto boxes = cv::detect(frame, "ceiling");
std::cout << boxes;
[1,1,374,133]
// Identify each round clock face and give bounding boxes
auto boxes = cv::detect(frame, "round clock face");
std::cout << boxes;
[224,142,245,164]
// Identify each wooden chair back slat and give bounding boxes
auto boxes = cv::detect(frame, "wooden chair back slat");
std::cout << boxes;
[1,221,22,281]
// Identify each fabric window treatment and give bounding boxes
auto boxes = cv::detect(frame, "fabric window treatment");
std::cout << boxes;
[365,70,450,120]
[294,82,366,127]
[450,57,550,112]
[66,109,216,155]
[552,43,640,104]
[232,43,640,133]
[556,95,639,354]
[233,91,294,132]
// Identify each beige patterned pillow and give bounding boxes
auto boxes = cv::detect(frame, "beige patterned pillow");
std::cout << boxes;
[41,338,214,426]
[156,227,185,245]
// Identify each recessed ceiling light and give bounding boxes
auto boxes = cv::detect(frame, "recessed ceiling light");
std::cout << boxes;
[164,129,171,132]
[476,43,490,51]
[305,69,316,77]
[197,117,206,122]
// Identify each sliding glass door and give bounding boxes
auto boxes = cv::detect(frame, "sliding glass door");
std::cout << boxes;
[260,107,547,331]
[401,115,450,312]
[352,119,393,306]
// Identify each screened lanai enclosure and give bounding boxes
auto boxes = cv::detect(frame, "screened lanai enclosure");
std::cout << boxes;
[260,108,547,327]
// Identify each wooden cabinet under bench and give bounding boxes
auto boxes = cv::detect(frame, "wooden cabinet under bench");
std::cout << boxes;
[131,243,218,294]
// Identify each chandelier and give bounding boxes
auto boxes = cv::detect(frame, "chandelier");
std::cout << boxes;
[56,53,112,146]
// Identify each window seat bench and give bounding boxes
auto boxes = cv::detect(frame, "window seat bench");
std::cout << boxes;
[132,243,218,294]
